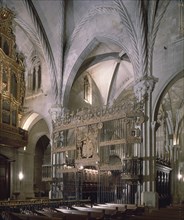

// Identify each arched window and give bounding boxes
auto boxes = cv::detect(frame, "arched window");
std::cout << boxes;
[27,53,42,94]
[32,67,36,91]
[37,65,41,89]
[84,75,92,104]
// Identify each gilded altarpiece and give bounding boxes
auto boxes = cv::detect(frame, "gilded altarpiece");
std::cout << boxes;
[0,7,27,148]
[0,7,27,200]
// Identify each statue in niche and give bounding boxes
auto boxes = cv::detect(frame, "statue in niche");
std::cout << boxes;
[82,137,94,158]
[76,124,98,159]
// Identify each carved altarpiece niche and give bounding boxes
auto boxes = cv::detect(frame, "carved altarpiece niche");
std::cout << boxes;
[50,102,145,203]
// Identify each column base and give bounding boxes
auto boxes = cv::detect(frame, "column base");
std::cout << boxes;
[141,191,159,208]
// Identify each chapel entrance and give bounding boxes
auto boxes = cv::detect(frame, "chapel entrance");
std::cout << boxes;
[0,154,10,200]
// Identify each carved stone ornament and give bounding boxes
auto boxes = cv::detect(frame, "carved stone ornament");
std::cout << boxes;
[97,122,103,129]
[134,76,158,102]
[75,155,100,169]
[52,101,144,130]
[76,124,98,159]
[49,105,67,123]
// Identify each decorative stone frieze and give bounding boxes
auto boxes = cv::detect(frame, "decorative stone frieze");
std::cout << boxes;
[53,101,145,131]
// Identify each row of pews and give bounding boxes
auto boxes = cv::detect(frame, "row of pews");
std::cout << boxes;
[129,204,184,220]
[0,202,146,220]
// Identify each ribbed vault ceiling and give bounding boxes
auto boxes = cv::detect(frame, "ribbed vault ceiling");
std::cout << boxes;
[1,0,183,116]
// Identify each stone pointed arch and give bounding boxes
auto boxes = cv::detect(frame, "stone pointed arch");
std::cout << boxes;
[153,70,184,162]
[153,70,184,124]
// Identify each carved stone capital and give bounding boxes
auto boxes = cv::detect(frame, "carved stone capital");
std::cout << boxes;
[49,104,67,123]
[134,76,158,102]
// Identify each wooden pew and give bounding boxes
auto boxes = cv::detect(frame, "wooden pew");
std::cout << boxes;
[129,205,184,220]
[85,204,126,219]
[105,203,145,216]
[72,206,104,219]
[131,215,183,220]
[56,208,89,220]
[98,203,126,212]
[85,204,117,214]
[36,210,64,219]
[4,212,62,220]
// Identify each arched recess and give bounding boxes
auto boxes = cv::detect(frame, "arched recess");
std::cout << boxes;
[153,71,184,123]
[65,39,134,110]
[62,36,132,107]
[21,112,41,131]
[34,135,51,197]
[154,72,184,149]
[68,70,103,110]
[19,113,51,199]
[153,71,184,205]
[0,154,10,200]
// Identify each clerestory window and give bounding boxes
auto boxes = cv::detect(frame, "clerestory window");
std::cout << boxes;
[84,75,92,104]
[27,54,42,94]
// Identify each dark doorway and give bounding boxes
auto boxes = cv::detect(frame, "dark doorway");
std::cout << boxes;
[34,135,50,197]
[0,154,10,200]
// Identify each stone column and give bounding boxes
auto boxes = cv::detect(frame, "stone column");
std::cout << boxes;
[16,149,25,199]
[151,121,157,193]
[172,144,180,203]
[134,76,158,207]
[22,148,35,199]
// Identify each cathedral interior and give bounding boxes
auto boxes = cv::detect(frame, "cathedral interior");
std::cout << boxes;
[0,0,184,219]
